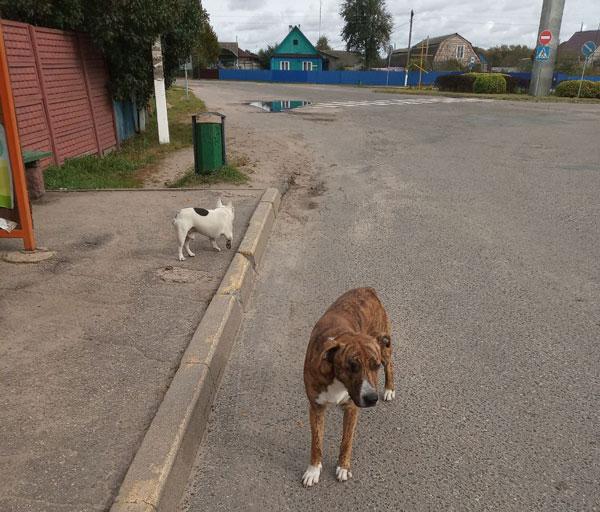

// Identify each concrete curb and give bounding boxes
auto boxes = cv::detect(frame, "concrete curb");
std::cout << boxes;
[110,188,282,512]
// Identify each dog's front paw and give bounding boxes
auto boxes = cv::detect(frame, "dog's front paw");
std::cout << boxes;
[178,255,186,261]
[383,388,396,401]
[186,251,195,257]
[302,463,321,487]
[336,466,352,482]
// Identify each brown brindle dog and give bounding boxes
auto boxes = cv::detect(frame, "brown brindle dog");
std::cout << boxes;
[302,287,395,487]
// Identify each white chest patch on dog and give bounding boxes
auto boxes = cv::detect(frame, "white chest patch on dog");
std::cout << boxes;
[316,379,350,405]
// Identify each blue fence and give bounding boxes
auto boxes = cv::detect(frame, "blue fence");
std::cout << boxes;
[113,100,137,142]
[219,69,460,87]
[219,68,600,87]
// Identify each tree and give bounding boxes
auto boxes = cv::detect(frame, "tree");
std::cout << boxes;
[0,0,83,30]
[257,43,278,69]
[483,45,532,68]
[316,35,332,51]
[0,0,213,104]
[192,21,220,70]
[340,0,393,69]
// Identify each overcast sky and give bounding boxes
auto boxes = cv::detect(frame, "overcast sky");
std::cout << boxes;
[202,0,600,53]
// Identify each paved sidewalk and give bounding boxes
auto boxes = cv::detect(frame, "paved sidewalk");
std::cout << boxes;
[0,189,260,512]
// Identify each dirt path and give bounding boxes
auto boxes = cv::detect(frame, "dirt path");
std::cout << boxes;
[142,146,193,188]
[141,80,317,192]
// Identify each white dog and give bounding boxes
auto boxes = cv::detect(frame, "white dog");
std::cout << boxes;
[173,198,234,261]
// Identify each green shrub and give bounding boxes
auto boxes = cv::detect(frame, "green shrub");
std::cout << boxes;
[473,73,507,94]
[435,73,476,92]
[554,80,600,98]
[503,74,529,94]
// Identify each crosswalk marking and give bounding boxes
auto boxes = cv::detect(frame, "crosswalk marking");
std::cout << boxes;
[303,97,490,110]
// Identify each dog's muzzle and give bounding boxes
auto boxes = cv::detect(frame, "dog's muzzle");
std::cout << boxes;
[226,240,232,249]
[358,380,378,408]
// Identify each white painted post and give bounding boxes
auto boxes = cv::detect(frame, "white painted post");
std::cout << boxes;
[152,38,170,144]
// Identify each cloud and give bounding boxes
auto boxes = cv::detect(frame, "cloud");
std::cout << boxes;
[204,0,600,52]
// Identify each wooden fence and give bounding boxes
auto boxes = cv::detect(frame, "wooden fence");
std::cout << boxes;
[1,19,119,169]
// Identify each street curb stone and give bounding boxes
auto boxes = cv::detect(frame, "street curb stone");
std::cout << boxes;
[237,201,275,270]
[217,253,256,311]
[111,187,281,512]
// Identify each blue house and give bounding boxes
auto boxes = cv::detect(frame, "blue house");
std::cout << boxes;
[271,26,324,71]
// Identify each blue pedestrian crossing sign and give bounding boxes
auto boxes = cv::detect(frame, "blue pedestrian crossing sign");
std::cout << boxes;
[535,45,551,61]
[582,41,597,59]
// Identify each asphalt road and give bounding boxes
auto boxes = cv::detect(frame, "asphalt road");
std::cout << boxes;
[180,82,600,511]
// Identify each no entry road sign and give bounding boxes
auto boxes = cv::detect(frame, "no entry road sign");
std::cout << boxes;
[582,41,597,58]
[539,30,552,45]
[535,45,551,61]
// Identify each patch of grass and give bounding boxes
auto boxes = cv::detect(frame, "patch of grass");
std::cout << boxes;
[44,153,141,189]
[373,86,600,103]
[45,87,206,189]
[167,165,249,187]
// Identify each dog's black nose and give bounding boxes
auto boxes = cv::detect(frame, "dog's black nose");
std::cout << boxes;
[362,392,378,407]
[226,240,232,249]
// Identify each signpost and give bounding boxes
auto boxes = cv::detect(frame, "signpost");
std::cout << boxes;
[179,56,193,98]
[0,23,35,250]
[529,0,566,97]
[539,30,553,45]
[581,40,597,59]
[535,45,551,61]
[577,41,598,98]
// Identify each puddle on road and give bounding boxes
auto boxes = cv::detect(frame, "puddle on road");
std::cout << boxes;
[248,100,311,112]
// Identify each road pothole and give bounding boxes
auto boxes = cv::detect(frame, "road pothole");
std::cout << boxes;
[248,100,311,112]
[156,266,214,284]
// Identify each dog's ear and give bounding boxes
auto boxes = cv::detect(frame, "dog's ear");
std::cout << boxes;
[377,335,391,349]
[226,200,233,211]
[216,197,223,208]
[322,336,341,364]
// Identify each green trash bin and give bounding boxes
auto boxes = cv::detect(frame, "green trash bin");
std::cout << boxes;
[192,112,226,174]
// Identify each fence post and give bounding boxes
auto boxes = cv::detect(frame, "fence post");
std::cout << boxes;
[28,26,59,165]
[77,33,102,156]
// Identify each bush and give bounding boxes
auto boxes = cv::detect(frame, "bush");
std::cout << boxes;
[555,80,600,98]
[503,74,529,94]
[435,73,476,92]
[473,73,507,94]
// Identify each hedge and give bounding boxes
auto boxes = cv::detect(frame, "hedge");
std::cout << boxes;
[554,80,600,98]
[435,73,508,94]
[473,73,507,94]
[504,75,530,94]
[435,73,476,92]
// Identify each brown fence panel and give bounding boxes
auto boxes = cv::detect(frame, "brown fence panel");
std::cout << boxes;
[33,27,97,163]
[1,20,54,167]
[1,19,118,169]
[195,68,219,79]
[79,34,117,153]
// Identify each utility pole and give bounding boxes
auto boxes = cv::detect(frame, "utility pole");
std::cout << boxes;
[529,0,566,97]
[152,38,170,144]
[319,0,322,40]
[404,9,414,87]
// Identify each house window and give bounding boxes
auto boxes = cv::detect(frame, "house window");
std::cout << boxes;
[280,61,290,70]
[302,61,313,71]
[293,39,299,46]
[456,45,465,59]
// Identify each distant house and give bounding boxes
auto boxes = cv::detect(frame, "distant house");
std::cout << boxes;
[320,50,363,70]
[390,33,480,69]
[218,43,260,69]
[558,30,600,62]
[218,42,239,68]
[238,48,261,69]
[271,26,324,71]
